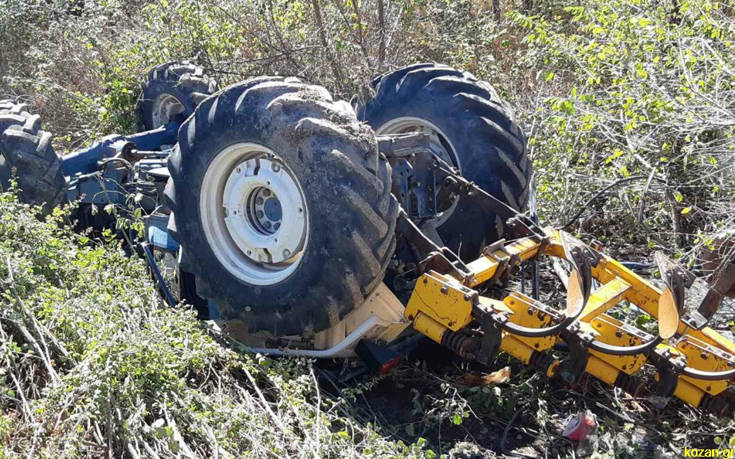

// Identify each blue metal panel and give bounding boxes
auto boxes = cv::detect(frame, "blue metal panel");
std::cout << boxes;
[126,122,179,151]
[62,134,125,176]
[145,215,180,252]
[61,122,179,176]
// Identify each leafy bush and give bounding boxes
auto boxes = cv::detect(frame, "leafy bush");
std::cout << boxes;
[511,0,735,260]
[0,193,425,456]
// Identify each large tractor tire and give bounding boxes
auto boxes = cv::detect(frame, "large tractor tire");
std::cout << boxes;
[165,77,398,336]
[138,61,217,130]
[356,63,531,261]
[0,101,66,209]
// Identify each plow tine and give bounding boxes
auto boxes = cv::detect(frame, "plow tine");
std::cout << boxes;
[657,287,679,340]
[560,231,596,316]
[565,269,586,318]
[653,251,694,335]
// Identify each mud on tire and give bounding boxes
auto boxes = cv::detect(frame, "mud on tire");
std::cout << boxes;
[165,78,398,336]
[138,61,217,130]
[0,101,66,209]
[356,63,531,261]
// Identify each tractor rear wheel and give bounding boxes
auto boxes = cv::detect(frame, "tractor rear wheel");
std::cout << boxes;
[165,77,398,336]
[0,101,66,210]
[138,61,217,130]
[356,63,531,261]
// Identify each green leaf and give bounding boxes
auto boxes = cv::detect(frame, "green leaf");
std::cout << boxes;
[681,207,692,215]
[452,414,463,425]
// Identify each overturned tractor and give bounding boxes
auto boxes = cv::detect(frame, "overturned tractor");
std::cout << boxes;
[1,62,733,415]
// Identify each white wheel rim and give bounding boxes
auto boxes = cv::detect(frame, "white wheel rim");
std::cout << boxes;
[376,117,461,227]
[200,142,309,285]
[151,93,185,127]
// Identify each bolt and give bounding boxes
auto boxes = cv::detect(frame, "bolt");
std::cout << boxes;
[298,207,303,213]
[264,221,271,229]
[440,286,449,294]
[423,278,428,284]
[283,249,291,258]
[701,352,709,360]
[274,223,280,230]
[263,189,271,197]
[256,210,264,218]
[616,331,623,338]
[256,197,264,205]
[236,167,242,174]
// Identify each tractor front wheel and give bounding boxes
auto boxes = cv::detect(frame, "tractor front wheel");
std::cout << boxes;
[165,77,398,336]
[138,61,217,130]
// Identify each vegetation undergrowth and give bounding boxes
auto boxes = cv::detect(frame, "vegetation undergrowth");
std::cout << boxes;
[0,193,427,457]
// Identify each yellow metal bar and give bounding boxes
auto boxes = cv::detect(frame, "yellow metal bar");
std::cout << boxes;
[673,378,706,407]
[500,336,533,364]
[413,313,448,344]
[465,237,542,287]
[580,278,631,321]
[585,355,621,386]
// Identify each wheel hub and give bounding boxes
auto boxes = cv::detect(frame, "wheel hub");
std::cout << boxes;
[151,93,185,127]
[377,117,461,227]
[248,187,282,235]
[200,143,309,286]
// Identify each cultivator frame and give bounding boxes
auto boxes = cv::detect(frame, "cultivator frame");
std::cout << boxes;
[404,226,735,412]
[395,156,735,414]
